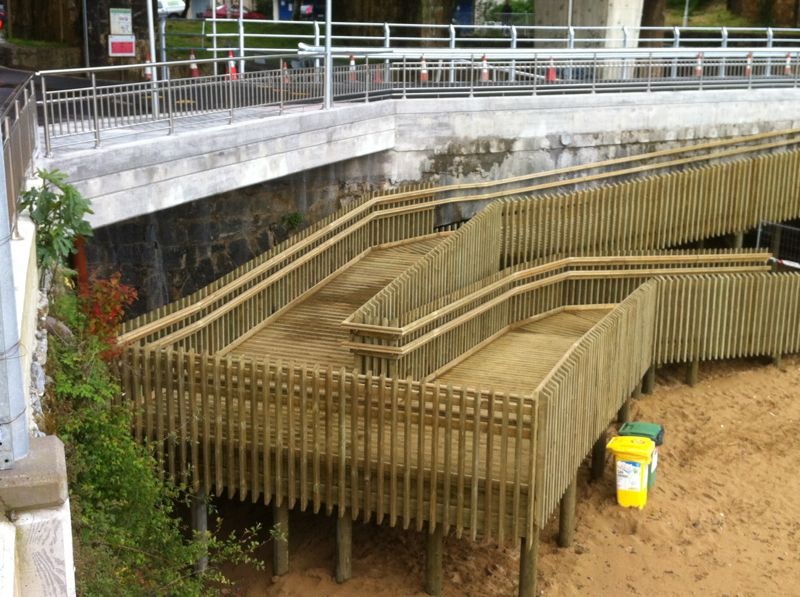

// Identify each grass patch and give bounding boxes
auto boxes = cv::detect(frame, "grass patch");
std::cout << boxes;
[665,0,758,27]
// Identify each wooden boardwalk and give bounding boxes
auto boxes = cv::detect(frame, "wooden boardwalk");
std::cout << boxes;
[227,238,443,368]
[435,308,611,395]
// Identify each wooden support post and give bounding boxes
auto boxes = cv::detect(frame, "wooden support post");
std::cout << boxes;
[686,358,700,387]
[642,365,656,395]
[772,352,783,368]
[617,398,631,424]
[558,475,577,548]
[733,231,744,249]
[273,501,289,576]
[191,489,208,573]
[518,527,540,597]
[425,523,444,595]
[591,432,606,481]
[631,381,642,400]
[336,508,352,583]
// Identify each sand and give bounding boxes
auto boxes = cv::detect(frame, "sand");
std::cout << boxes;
[220,356,800,596]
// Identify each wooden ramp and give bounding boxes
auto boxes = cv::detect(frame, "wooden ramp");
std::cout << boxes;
[228,238,443,368]
[436,308,611,395]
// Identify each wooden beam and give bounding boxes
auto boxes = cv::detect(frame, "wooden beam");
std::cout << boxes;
[518,528,540,597]
[686,358,700,387]
[591,432,606,482]
[642,365,656,394]
[425,523,444,595]
[273,501,289,576]
[336,508,353,583]
[191,489,208,573]
[558,475,577,548]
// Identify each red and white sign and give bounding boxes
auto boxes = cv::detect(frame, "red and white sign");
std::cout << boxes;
[109,35,136,57]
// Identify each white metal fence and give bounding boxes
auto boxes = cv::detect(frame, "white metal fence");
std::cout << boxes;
[37,48,800,155]
[1,77,38,236]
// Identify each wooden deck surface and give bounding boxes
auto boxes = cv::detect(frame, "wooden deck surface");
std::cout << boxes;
[435,308,611,395]
[228,238,443,367]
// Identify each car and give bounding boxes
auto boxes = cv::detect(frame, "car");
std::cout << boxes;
[202,4,267,19]
[299,1,324,20]
[158,0,186,18]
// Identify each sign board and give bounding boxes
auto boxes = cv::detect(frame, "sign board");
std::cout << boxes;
[109,35,136,57]
[110,8,133,35]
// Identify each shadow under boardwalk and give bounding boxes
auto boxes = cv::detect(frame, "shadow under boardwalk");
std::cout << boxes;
[435,308,611,395]
[227,237,444,368]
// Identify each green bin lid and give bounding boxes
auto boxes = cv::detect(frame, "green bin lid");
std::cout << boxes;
[619,421,664,446]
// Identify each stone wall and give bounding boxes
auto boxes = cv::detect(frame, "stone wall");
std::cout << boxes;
[87,154,392,316]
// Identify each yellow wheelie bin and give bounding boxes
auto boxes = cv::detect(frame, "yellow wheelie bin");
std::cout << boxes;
[606,436,655,510]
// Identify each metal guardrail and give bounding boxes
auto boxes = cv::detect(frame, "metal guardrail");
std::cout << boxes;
[199,20,800,59]
[1,77,38,236]
[37,48,800,155]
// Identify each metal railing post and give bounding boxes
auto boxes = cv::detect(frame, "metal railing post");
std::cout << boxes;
[766,27,774,76]
[229,68,235,123]
[40,77,51,157]
[592,52,598,93]
[469,54,474,98]
[402,56,407,99]
[211,15,218,76]
[90,73,100,148]
[720,27,728,78]
[449,23,456,83]
[646,52,652,92]
[671,27,680,79]
[385,23,391,85]
[166,66,175,134]
[795,52,799,88]
[279,61,285,114]
[510,26,517,82]
[567,26,575,49]
[238,8,245,75]
[314,22,320,71]
[532,55,538,95]
[365,57,370,104]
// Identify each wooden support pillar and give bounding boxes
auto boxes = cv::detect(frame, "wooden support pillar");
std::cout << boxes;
[772,352,783,368]
[518,527,540,597]
[617,398,631,424]
[686,358,700,387]
[591,432,606,482]
[642,365,656,395]
[335,508,352,583]
[631,381,642,400]
[558,475,577,548]
[273,501,289,576]
[425,523,444,595]
[733,231,744,249]
[191,489,208,573]
[696,238,706,249]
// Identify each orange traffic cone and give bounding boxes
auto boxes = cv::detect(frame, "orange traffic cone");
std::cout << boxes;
[189,50,200,78]
[785,52,793,76]
[545,57,556,83]
[745,52,753,78]
[420,56,428,83]
[144,51,154,81]
[480,55,489,82]
[694,52,703,78]
[227,50,238,81]
[349,55,356,82]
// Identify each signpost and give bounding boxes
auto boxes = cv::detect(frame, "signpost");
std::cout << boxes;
[108,8,135,57]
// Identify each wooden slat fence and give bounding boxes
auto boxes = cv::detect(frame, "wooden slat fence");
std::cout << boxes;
[352,149,800,331]
[345,252,771,379]
[119,350,538,544]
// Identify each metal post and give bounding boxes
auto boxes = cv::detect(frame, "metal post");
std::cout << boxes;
[313,22,320,70]
[510,25,517,82]
[211,11,218,76]
[402,55,407,99]
[720,27,728,78]
[449,23,456,83]
[238,4,245,75]
[365,56,370,103]
[279,60,285,114]
[90,73,100,148]
[228,66,235,123]
[81,0,90,68]
[766,28,774,76]
[159,15,168,81]
[671,27,680,79]
[166,67,175,134]
[324,0,333,109]
[40,77,52,157]
[146,0,160,116]
[469,54,474,98]
[646,51,652,92]
[0,147,29,470]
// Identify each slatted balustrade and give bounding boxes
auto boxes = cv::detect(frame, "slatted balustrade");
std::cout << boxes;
[120,350,537,543]
[345,252,772,379]
[352,149,800,332]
